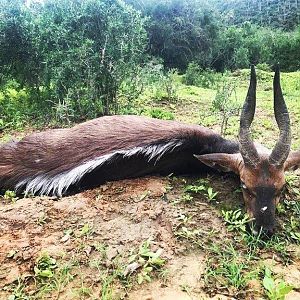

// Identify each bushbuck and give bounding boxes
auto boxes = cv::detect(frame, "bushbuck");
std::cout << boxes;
[196,66,300,235]
[0,66,299,235]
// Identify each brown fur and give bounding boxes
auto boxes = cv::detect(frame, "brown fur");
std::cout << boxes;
[0,115,238,193]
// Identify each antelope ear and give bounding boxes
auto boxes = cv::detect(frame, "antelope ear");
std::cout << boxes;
[284,151,300,171]
[194,153,241,174]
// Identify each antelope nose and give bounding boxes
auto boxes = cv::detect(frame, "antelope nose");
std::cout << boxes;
[261,226,275,238]
[248,223,275,238]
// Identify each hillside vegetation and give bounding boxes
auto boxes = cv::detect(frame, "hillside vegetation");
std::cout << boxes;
[0,0,300,129]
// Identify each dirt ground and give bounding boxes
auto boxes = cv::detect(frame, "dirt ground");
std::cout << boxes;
[0,174,300,300]
[0,175,216,299]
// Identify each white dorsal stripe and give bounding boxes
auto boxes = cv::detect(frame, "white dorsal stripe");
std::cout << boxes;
[15,140,183,197]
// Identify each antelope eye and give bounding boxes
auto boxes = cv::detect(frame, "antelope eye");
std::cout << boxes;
[241,182,247,190]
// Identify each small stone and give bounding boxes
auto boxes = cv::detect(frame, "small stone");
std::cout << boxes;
[106,247,118,261]
[123,262,141,277]
[3,267,20,286]
[22,250,33,261]
[286,291,300,300]
[84,246,92,256]
[101,185,108,192]
[60,234,70,242]
[7,250,17,258]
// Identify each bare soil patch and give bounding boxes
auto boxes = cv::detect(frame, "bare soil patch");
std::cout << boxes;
[0,176,216,299]
[1,174,299,299]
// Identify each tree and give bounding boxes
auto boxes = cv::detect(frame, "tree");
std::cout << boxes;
[127,0,220,71]
[0,0,148,121]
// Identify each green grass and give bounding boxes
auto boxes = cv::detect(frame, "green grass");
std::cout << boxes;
[184,179,219,203]
[174,69,300,147]
[204,241,259,295]
[263,267,294,300]
[129,68,299,153]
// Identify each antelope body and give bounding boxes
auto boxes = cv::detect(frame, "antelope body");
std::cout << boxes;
[0,116,238,196]
[0,66,300,235]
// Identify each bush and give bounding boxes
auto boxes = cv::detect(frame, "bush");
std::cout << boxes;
[212,78,241,136]
[143,108,174,120]
[184,62,222,88]
[133,0,219,71]
[270,28,300,71]
[151,69,179,101]
[0,0,148,126]
[256,63,272,72]
[0,81,31,129]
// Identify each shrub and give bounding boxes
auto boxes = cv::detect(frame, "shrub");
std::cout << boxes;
[152,69,179,101]
[0,0,148,126]
[256,63,272,72]
[143,108,174,120]
[212,78,241,136]
[184,62,221,88]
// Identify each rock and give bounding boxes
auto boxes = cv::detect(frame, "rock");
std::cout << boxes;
[123,262,141,277]
[106,247,118,261]
[286,291,300,300]
[84,246,92,256]
[2,266,20,286]
[60,234,71,242]
[6,250,18,259]
[22,250,33,261]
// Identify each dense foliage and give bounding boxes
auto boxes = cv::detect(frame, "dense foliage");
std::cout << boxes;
[214,0,300,30]
[0,0,147,125]
[127,0,300,71]
[0,0,299,128]
[127,0,220,70]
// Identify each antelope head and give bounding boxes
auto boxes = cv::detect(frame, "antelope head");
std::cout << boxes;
[195,65,300,236]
